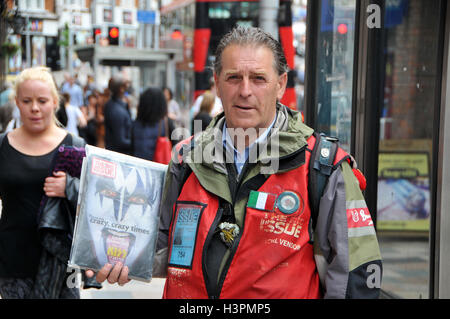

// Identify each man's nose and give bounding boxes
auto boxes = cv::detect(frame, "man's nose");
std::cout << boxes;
[239,78,252,98]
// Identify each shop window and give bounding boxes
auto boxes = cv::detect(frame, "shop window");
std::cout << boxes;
[376,0,442,299]
[312,0,357,153]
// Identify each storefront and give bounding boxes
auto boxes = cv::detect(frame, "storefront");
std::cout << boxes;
[16,15,60,71]
[304,0,450,298]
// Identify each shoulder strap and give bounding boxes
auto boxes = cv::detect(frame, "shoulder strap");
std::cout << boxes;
[308,132,339,231]
[0,132,5,146]
[67,133,86,148]
[157,117,169,138]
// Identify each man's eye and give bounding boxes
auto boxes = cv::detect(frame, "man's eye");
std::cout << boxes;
[100,189,119,198]
[227,75,240,81]
[254,76,266,82]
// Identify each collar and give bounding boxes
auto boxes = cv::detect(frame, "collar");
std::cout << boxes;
[222,114,277,156]
[222,114,277,174]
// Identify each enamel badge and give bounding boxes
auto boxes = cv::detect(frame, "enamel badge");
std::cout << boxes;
[276,191,301,215]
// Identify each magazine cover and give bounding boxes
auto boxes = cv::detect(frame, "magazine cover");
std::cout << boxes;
[69,145,167,282]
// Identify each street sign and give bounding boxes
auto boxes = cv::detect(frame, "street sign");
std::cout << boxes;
[137,10,158,25]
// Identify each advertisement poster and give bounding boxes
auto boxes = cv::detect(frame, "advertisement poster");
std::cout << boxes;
[377,152,430,231]
[69,146,167,282]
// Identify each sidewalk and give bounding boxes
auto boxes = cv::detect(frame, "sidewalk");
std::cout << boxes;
[80,278,166,299]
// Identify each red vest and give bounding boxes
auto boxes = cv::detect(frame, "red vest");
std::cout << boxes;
[163,136,331,299]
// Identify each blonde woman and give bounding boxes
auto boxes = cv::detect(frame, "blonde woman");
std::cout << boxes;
[0,67,85,298]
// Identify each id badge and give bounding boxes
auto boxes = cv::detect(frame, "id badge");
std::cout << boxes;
[168,202,206,268]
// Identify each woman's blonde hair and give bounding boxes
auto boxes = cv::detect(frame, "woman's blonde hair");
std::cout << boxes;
[199,91,215,114]
[14,66,60,106]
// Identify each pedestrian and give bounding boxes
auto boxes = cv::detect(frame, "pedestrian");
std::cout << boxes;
[0,66,85,298]
[0,82,13,107]
[0,100,15,133]
[78,92,98,145]
[83,74,97,107]
[87,26,382,299]
[163,87,181,123]
[103,75,132,155]
[60,92,87,137]
[131,87,177,161]
[191,90,214,134]
[95,89,109,148]
[61,73,84,109]
[190,77,223,118]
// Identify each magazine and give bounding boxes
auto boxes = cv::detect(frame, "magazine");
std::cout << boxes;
[69,145,167,282]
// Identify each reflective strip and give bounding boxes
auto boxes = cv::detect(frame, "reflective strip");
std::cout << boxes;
[348,226,376,238]
[346,199,367,210]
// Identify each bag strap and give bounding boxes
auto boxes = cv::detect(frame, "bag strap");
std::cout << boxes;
[164,116,169,138]
[70,134,86,148]
[308,132,339,231]
[0,132,5,147]
[158,117,169,138]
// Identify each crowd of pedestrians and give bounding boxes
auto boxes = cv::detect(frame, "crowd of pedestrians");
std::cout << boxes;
[0,67,220,299]
[0,69,224,159]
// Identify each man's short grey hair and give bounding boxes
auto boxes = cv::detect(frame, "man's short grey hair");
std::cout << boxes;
[213,25,289,76]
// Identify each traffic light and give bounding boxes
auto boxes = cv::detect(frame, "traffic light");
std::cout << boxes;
[337,23,348,35]
[108,26,119,45]
[93,27,102,43]
[335,21,349,51]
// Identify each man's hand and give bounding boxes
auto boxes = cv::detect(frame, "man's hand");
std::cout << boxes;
[44,171,67,198]
[85,263,131,286]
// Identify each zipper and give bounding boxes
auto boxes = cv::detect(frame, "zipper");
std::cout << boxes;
[202,206,224,299]
[210,141,307,298]
[211,161,253,299]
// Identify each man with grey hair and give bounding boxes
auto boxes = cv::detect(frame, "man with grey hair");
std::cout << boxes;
[88,26,382,299]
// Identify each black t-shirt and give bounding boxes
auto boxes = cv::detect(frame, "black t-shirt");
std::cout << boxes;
[0,133,70,278]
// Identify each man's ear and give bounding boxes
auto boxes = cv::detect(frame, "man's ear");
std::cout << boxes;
[213,72,221,98]
[276,72,288,100]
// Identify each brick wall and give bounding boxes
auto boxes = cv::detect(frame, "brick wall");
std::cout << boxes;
[387,0,441,139]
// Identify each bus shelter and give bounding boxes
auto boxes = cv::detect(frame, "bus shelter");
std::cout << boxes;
[74,44,182,94]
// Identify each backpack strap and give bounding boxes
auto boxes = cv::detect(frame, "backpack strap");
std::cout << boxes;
[308,132,339,231]
[0,132,5,147]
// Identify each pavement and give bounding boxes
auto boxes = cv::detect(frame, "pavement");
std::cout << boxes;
[80,278,166,299]
[0,199,431,299]
[378,234,429,299]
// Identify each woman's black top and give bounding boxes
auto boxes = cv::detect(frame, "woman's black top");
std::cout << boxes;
[0,133,70,278]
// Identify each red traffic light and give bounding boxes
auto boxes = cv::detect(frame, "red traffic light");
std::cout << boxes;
[94,28,101,35]
[337,23,348,35]
[171,30,182,40]
[109,27,119,38]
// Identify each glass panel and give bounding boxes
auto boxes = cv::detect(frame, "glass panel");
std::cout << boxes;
[377,0,441,299]
[292,0,307,113]
[315,0,356,153]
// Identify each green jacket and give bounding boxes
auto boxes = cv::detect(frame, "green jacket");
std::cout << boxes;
[154,104,382,299]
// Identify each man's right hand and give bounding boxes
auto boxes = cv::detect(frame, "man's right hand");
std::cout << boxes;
[85,263,131,286]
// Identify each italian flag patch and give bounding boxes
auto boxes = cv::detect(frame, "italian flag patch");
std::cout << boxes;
[247,190,277,212]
